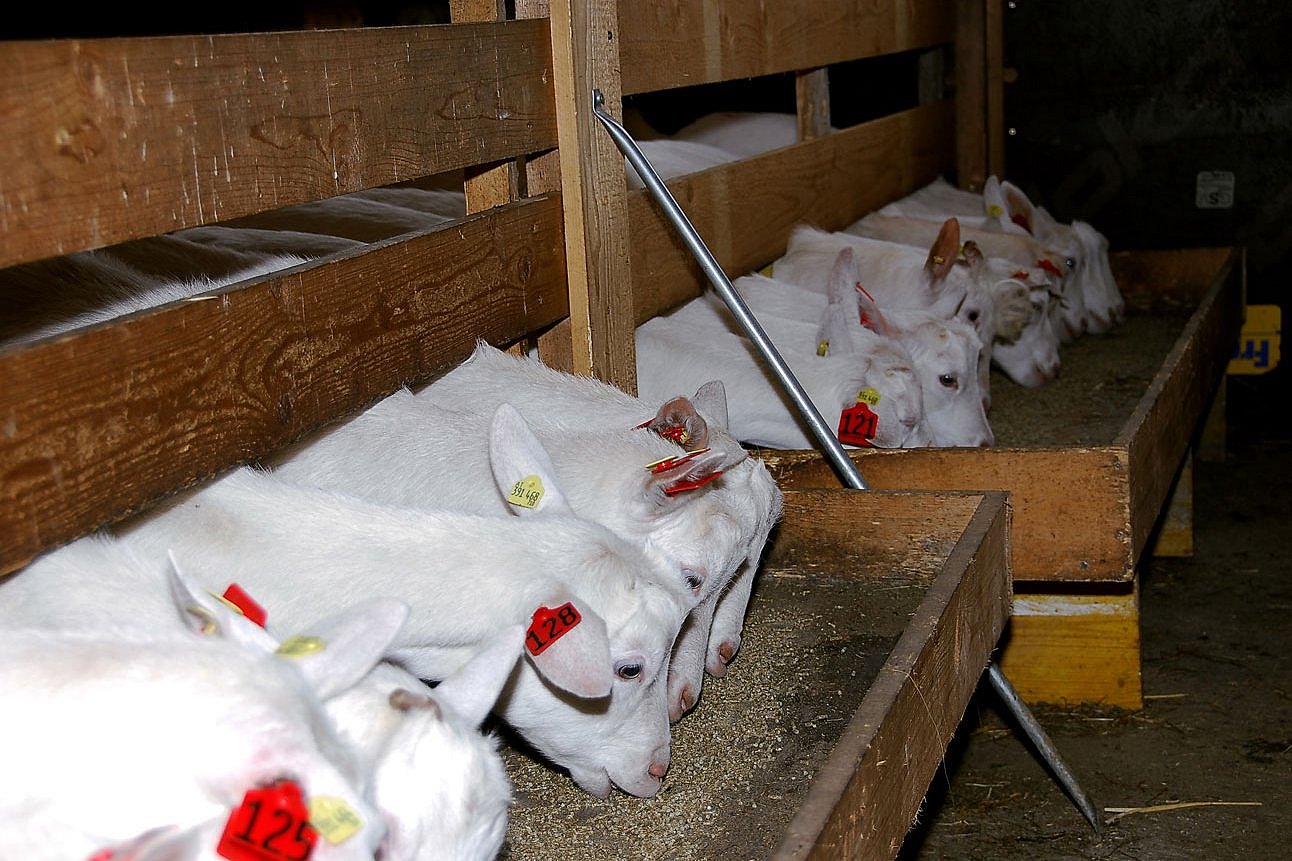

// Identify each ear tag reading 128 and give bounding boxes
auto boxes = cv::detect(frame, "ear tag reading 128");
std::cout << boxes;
[507,475,544,509]
[526,603,582,656]
[217,780,317,861]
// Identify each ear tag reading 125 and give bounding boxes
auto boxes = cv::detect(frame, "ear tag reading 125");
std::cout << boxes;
[527,603,582,656]
[217,780,317,861]
[507,475,544,509]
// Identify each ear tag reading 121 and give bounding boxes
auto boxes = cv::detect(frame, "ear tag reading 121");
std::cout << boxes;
[526,603,582,655]
[217,780,317,861]
[838,401,878,446]
[507,475,544,509]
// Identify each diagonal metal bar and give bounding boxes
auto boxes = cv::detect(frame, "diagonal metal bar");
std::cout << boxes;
[591,88,1101,835]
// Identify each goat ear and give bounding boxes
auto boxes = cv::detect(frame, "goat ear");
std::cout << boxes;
[164,552,278,652]
[279,597,410,701]
[643,395,710,451]
[925,218,961,280]
[691,380,730,432]
[430,623,525,728]
[523,601,613,699]
[816,295,857,358]
[854,283,898,338]
[488,402,574,516]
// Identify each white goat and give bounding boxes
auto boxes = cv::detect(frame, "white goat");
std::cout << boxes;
[97,406,692,800]
[637,251,931,449]
[417,343,784,723]
[0,542,396,861]
[846,210,1064,387]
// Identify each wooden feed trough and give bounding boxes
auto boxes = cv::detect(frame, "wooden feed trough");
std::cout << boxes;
[758,246,1244,708]
[500,489,1010,861]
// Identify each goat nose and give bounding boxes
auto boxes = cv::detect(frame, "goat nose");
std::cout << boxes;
[648,748,671,780]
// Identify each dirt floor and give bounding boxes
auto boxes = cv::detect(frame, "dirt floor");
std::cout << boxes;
[898,366,1292,860]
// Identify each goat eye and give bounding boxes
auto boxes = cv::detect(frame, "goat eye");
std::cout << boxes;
[615,662,643,681]
[967,310,980,323]
[938,374,958,389]
[1065,257,1077,270]
[683,571,703,593]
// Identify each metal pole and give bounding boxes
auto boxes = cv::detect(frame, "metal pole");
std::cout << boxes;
[590,90,867,491]
[591,89,1102,835]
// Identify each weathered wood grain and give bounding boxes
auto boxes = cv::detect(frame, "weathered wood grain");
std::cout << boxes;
[0,197,568,574]
[618,0,956,96]
[0,22,556,268]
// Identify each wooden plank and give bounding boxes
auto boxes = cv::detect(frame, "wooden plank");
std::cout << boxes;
[1121,247,1244,562]
[0,23,556,268]
[795,70,832,141]
[548,0,637,390]
[618,0,956,96]
[997,588,1143,709]
[954,0,988,191]
[0,196,569,574]
[773,491,1011,859]
[629,102,955,322]
[759,446,1132,585]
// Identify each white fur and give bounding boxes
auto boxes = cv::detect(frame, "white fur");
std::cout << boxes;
[637,273,931,449]
[670,111,824,158]
[847,211,1064,387]
[417,344,783,723]
[626,139,740,189]
[0,540,392,861]
[109,431,689,800]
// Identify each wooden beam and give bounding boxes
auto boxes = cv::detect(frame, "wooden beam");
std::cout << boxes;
[0,198,569,574]
[629,103,955,321]
[618,0,955,96]
[955,0,988,190]
[547,0,637,390]
[0,23,556,268]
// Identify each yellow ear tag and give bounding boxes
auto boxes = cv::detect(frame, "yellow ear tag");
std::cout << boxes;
[817,340,830,357]
[508,475,544,509]
[308,796,364,845]
[856,388,881,406]
[275,635,326,658]
[932,254,945,265]
[987,204,1004,217]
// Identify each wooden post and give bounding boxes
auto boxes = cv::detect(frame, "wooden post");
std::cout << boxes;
[955,0,987,191]
[546,0,637,391]
[795,69,832,140]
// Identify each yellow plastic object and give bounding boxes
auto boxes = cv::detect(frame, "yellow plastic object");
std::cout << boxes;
[1228,304,1280,374]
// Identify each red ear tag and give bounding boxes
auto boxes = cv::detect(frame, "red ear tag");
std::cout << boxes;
[218,780,317,861]
[644,448,709,474]
[837,402,878,447]
[663,470,724,496]
[633,418,690,445]
[526,603,582,656]
[1036,258,1063,277]
[1011,270,1031,280]
[87,851,116,861]
[855,282,876,302]
[222,584,268,629]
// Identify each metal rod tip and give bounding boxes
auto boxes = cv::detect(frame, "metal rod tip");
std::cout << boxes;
[592,89,604,107]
